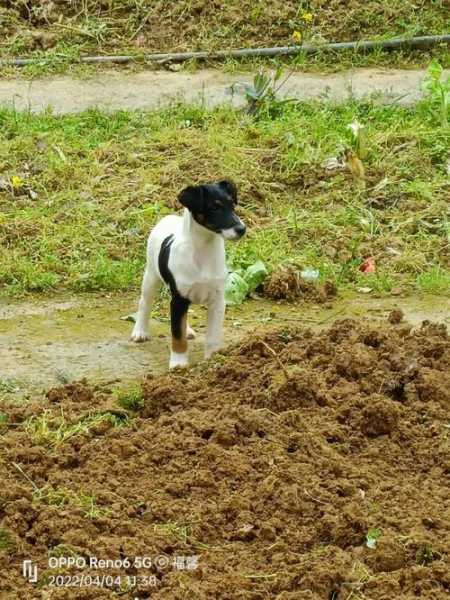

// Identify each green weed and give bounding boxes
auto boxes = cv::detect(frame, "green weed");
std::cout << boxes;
[38,486,110,519]
[154,521,191,545]
[421,60,450,127]
[416,267,450,295]
[25,409,128,448]
[115,384,144,411]
[366,527,382,549]
[0,528,11,551]
[233,67,296,117]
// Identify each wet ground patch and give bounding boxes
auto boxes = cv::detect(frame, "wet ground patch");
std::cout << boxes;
[1,291,449,397]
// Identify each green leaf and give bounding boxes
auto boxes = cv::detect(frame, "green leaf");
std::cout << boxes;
[244,260,268,293]
[274,66,284,83]
[225,272,249,306]
[366,528,382,549]
[427,59,443,82]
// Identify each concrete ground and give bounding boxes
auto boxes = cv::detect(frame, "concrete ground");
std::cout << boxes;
[0,67,445,114]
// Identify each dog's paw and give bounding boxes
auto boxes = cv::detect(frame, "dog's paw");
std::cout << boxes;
[130,328,150,343]
[204,343,222,359]
[169,351,189,370]
[187,326,196,340]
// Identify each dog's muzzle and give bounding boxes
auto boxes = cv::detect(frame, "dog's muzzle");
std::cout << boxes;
[221,222,246,240]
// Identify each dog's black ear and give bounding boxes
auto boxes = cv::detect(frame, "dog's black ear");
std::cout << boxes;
[178,185,205,213]
[218,180,238,204]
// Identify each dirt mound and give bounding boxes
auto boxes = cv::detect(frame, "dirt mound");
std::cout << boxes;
[1,318,449,599]
[263,265,337,303]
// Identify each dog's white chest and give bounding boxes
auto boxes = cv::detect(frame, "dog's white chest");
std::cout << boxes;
[180,279,225,304]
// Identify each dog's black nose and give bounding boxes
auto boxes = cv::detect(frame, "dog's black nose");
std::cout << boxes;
[235,224,246,238]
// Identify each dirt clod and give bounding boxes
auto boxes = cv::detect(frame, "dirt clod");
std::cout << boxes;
[388,308,404,324]
[263,265,337,303]
[361,394,400,437]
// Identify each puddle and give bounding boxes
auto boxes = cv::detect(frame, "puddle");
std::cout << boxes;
[0,291,448,399]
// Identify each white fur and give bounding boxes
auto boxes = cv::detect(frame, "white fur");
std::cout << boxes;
[169,350,189,369]
[131,209,229,368]
[221,227,241,240]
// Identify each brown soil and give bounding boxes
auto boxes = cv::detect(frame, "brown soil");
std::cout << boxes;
[388,308,404,324]
[0,1,447,58]
[1,317,449,599]
[263,265,337,303]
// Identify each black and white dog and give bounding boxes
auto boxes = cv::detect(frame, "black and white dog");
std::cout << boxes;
[131,180,246,369]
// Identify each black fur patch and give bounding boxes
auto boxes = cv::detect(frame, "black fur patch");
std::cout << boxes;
[170,295,190,341]
[158,234,176,294]
[158,234,190,340]
[178,181,243,234]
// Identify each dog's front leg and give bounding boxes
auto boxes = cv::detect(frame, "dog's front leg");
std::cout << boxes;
[169,294,191,369]
[131,266,160,342]
[205,288,225,359]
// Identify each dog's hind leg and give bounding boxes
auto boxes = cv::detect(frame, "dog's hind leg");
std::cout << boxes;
[131,266,161,342]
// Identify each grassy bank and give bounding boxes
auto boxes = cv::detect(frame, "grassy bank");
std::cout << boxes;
[0,93,449,298]
[0,0,448,75]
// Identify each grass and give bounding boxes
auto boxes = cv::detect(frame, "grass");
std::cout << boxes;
[0,0,448,75]
[154,521,191,545]
[416,266,450,294]
[115,384,144,411]
[0,528,11,551]
[25,409,128,448]
[37,486,111,519]
[0,93,448,298]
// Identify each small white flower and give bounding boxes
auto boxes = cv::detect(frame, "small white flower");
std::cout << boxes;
[347,120,365,137]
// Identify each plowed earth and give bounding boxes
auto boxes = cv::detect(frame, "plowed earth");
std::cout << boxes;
[0,317,449,599]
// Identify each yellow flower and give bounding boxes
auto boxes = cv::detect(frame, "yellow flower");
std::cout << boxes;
[11,175,23,189]
[301,11,313,23]
[292,30,302,43]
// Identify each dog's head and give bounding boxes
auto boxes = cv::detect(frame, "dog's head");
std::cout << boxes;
[178,180,246,241]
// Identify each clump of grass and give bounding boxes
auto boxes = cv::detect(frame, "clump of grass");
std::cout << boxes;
[0,379,21,396]
[115,384,144,411]
[415,543,441,565]
[0,528,11,551]
[48,543,81,559]
[38,486,110,519]
[421,60,450,128]
[154,521,191,545]
[416,267,450,295]
[233,67,296,117]
[25,409,128,448]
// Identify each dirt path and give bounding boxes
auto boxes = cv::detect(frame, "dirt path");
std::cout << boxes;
[0,68,444,113]
[1,292,448,398]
